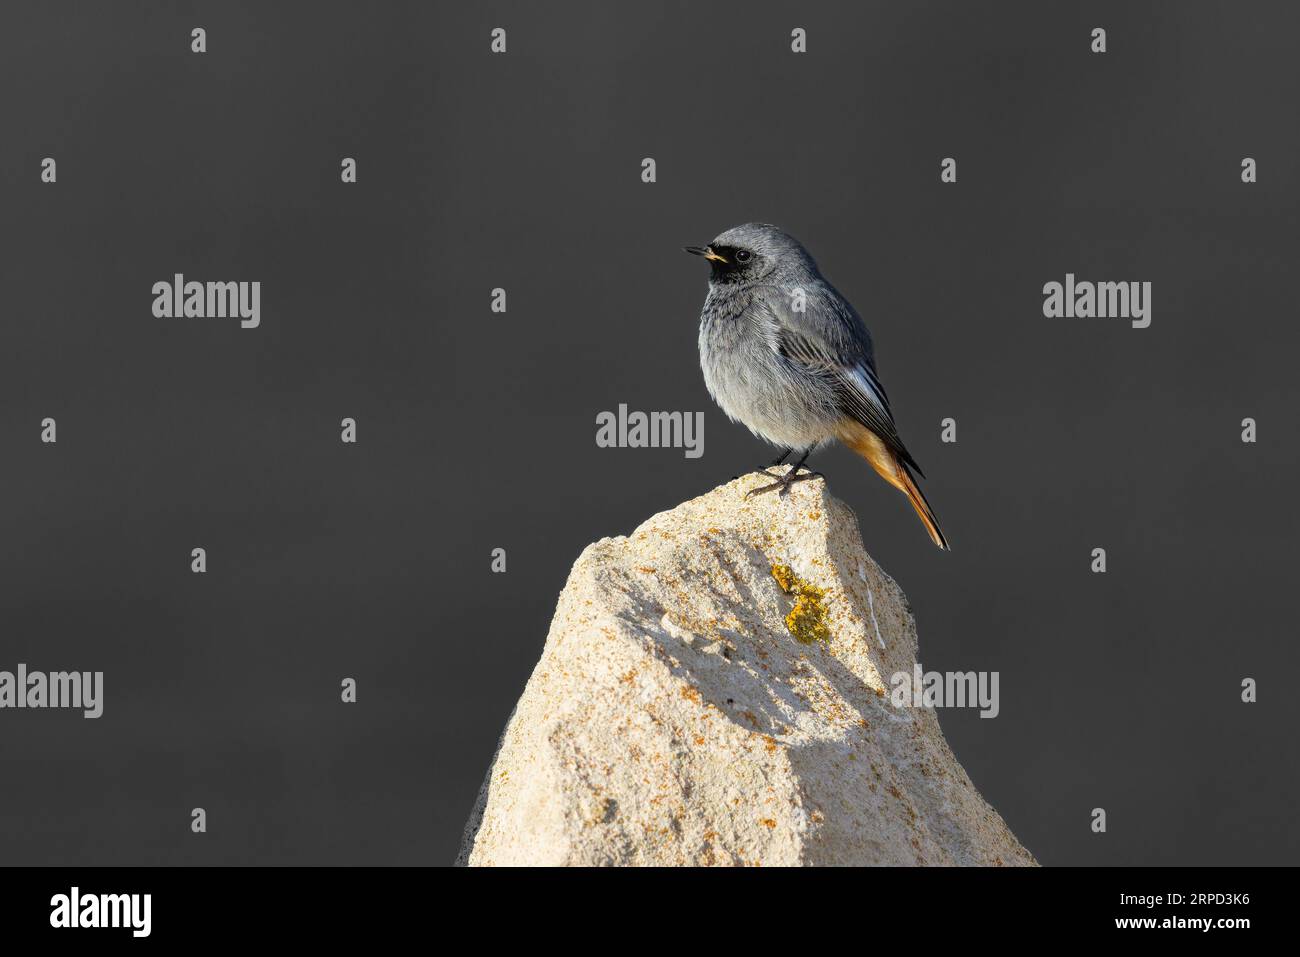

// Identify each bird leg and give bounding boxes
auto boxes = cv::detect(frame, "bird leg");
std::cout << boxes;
[747,448,822,497]
[732,448,794,483]
[768,448,792,468]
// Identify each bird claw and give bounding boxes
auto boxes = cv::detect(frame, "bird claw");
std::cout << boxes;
[745,466,824,498]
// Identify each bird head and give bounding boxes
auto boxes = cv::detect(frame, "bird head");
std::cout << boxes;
[684,223,818,285]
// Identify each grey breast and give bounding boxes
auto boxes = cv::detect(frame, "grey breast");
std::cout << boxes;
[698,285,840,448]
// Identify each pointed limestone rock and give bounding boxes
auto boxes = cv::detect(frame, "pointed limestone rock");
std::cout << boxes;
[458,472,1036,866]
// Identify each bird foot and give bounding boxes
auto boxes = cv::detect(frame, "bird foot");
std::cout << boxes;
[746,466,824,498]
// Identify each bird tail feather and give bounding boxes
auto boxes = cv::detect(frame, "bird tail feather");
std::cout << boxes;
[840,424,950,551]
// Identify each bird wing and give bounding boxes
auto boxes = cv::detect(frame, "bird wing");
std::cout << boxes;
[759,288,925,477]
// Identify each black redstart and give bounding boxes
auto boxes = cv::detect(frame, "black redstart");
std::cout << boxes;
[686,223,949,550]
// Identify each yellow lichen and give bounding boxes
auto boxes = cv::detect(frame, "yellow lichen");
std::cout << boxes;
[770,563,831,644]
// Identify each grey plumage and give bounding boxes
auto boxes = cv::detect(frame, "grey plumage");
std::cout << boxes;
[687,223,949,549]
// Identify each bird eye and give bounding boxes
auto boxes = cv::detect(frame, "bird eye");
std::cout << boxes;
[735,249,752,263]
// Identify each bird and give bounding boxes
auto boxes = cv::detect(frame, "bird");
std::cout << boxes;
[686,223,949,550]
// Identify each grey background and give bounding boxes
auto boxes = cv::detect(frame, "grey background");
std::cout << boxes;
[2,1,1296,866]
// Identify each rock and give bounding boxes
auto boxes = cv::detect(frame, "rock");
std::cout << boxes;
[457,471,1036,867]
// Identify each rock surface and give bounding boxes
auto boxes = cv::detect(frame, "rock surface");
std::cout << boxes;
[458,472,1036,866]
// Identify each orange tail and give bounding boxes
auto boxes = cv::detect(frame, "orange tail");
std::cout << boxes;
[840,425,950,551]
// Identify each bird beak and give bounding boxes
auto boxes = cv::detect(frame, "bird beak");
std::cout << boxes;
[684,245,728,264]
